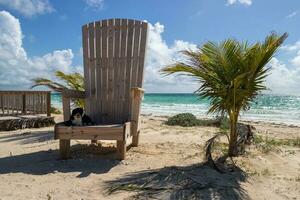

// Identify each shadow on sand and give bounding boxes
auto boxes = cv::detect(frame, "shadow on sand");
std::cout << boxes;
[0,144,120,178]
[105,163,249,200]
[0,130,54,144]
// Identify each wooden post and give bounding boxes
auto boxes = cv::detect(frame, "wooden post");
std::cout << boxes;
[130,88,144,147]
[91,140,98,145]
[117,140,126,160]
[22,93,26,115]
[116,123,129,160]
[46,92,51,116]
[1,93,4,115]
[59,96,71,159]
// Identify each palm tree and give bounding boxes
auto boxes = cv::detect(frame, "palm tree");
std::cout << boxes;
[32,71,85,107]
[161,33,288,156]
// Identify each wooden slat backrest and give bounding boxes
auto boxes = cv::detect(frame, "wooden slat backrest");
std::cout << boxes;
[82,19,148,124]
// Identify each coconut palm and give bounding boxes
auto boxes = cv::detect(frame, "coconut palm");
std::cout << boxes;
[32,71,84,107]
[162,33,288,156]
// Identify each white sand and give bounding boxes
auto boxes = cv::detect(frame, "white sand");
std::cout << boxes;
[0,115,299,199]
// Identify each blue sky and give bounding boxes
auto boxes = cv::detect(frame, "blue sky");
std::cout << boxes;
[0,0,300,94]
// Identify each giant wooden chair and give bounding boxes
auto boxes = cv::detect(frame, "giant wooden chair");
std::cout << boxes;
[54,19,148,160]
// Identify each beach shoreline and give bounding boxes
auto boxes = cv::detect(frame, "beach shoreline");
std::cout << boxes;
[51,93,300,127]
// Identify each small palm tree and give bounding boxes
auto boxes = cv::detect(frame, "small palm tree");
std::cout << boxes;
[162,33,287,156]
[32,71,85,107]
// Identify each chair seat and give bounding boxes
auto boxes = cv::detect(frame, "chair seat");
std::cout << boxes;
[54,123,126,140]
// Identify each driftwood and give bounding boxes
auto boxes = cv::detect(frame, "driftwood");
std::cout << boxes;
[0,116,55,131]
[205,123,255,172]
[236,123,255,154]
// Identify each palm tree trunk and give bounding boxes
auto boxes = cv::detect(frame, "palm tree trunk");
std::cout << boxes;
[228,112,239,157]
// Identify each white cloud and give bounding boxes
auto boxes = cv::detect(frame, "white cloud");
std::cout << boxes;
[291,50,300,66]
[0,11,79,89]
[266,58,300,95]
[286,11,298,19]
[281,40,300,52]
[144,22,199,93]
[85,0,104,10]
[0,0,54,17]
[227,0,252,6]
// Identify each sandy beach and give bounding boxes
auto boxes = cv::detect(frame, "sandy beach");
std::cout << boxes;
[0,115,299,200]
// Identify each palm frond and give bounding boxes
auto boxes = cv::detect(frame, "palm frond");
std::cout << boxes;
[31,71,85,107]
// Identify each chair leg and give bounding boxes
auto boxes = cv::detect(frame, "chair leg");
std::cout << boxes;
[117,140,126,160]
[59,139,70,159]
[132,130,140,147]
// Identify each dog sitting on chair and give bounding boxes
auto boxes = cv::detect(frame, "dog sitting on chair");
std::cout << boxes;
[64,108,94,126]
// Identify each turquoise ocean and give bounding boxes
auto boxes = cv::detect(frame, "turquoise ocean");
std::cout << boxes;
[51,93,300,125]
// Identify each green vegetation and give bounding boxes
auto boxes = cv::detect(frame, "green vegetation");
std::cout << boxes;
[254,134,300,153]
[162,33,287,156]
[50,106,61,114]
[165,113,220,127]
[32,71,84,107]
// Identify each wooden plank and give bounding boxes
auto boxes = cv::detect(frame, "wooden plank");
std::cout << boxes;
[62,97,71,121]
[33,93,36,115]
[130,87,144,146]
[41,93,44,114]
[41,93,43,114]
[117,122,130,160]
[9,93,13,115]
[60,96,71,159]
[15,94,19,114]
[5,93,9,115]
[95,20,102,124]
[2,94,4,115]
[39,93,42,114]
[0,94,3,115]
[116,140,126,160]
[113,19,121,123]
[55,125,124,140]
[37,91,39,113]
[46,92,51,116]
[123,20,134,121]
[124,122,132,146]
[119,19,128,123]
[19,94,22,114]
[101,19,109,123]
[36,93,39,114]
[11,93,15,115]
[82,24,90,115]
[27,94,31,114]
[35,93,38,114]
[44,93,47,114]
[137,22,148,86]
[11,94,13,115]
[131,21,142,87]
[22,93,26,114]
[62,89,85,99]
[6,93,9,115]
[3,92,7,115]
[107,19,115,123]
[59,139,70,159]
[88,22,96,121]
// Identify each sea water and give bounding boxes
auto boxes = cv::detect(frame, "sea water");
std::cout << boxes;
[51,93,300,125]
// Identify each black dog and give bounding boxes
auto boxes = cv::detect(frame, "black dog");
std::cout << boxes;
[64,108,94,126]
